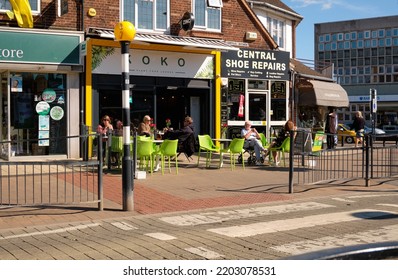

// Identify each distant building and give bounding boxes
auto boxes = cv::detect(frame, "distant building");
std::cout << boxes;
[315,15,398,128]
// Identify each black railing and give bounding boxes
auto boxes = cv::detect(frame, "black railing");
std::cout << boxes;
[0,134,103,210]
[290,131,398,192]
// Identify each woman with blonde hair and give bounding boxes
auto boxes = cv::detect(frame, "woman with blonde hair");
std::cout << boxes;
[350,111,365,147]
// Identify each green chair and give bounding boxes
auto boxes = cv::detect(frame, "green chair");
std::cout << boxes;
[259,133,270,150]
[269,137,290,167]
[155,139,179,175]
[110,136,123,169]
[219,138,245,170]
[137,139,155,174]
[197,135,220,168]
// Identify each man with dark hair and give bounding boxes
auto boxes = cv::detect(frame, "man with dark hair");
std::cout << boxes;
[325,107,338,149]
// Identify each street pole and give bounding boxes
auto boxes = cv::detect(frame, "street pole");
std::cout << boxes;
[114,21,136,211]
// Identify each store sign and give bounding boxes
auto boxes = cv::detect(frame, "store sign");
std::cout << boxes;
[92,47,214,79]
[0,30,82,65]
[221,48,290,80]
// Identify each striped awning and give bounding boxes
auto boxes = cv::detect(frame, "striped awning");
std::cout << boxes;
[86,27,238,51]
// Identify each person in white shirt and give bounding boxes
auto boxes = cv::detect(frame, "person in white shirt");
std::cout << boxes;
[241,121,265,165]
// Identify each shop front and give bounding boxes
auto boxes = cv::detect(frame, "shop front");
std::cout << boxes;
[0,28,83,160]
[220,48,290,139]
[85,30,238,154]
[296,79,349,131]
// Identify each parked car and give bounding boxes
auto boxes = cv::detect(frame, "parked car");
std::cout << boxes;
[344,122,386,135]
[364,126,386,135]
[338,124,356,144]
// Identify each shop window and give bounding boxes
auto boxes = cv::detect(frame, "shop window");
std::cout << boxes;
[123,0,169,31]
[194,0,221,31]
[0,0,39,13]
[227,79,245,121]
[270,82,286,121]
[9,72,67,156]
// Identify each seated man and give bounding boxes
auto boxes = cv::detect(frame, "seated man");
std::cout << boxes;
[164,116,195,159]
[241,121,266,165]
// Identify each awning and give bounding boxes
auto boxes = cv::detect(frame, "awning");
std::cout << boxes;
[297,80,349,107]
[86,27,238,51]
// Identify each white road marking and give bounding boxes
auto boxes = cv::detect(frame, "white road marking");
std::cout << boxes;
[348,194,398,199]
[144,233,176,241]
[0,223,101,240]
[377,203,398,208]
[185,247,224,259]
[160,202,335,226]
[111,222,138,231]
[332,197,355,203]
[207,209,396,237]
[271,224,398,255]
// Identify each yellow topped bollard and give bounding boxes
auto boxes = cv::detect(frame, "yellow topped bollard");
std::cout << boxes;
[114,21,136,42]
[114,21,136,211]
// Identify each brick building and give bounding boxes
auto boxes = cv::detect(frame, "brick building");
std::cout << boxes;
[0,0,292,159]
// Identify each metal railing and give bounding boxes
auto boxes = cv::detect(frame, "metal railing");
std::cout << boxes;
[289,131,398,192]
[0,134,103,210]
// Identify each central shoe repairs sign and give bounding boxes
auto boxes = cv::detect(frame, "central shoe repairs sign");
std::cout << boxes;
[221,48,290,80]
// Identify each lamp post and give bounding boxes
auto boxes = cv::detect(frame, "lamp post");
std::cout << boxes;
[114,21,136,211]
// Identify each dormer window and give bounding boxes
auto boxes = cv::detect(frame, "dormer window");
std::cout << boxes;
[194,0,222,31]
[122,0,169,32]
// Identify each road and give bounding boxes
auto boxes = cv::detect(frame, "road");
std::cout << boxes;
[0,191,397,260]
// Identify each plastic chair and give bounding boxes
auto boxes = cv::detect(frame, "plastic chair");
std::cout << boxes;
[259,133,270,150]
[154,139,178,175]
[110,136,123,169]
[219,138,245,170]
[137,139,154,174]
[269,137,290,167]
[197,135,220,167]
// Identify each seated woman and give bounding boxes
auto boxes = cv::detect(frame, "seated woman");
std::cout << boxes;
[265,120,295,166]
[164,116,195,158]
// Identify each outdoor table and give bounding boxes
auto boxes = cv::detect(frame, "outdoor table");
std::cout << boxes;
[212,138,232,149]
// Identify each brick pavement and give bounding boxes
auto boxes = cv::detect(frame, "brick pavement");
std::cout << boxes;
[1,154,397,230]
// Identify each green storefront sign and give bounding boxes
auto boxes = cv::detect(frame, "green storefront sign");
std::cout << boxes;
[0,30,82,65]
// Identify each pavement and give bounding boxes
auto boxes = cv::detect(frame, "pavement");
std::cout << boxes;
[1,153,397,230]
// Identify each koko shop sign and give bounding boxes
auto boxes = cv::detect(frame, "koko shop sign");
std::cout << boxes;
[92,47,214,79]
[221,48,290,80]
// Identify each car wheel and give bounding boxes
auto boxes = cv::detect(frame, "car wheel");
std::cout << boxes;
[346,137,354,144]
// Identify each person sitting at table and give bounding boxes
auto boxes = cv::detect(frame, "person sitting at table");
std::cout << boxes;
[241,121,266,166]
[164,116,195,159]
[264,120,295,166]
[137,115,152,137]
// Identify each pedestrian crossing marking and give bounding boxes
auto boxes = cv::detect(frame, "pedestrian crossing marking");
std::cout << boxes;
[144,233,176,241]
[377,204,398,208]
[160,202,335,226]
[207,209,396,237]
[270,224,398,255]
[0,223,101,240]
[332,197,356,203]
[111,222,138,231]
[185,247,224,259]
[348,194,398,199]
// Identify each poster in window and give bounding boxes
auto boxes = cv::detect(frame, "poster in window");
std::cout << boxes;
[39,115,50,130]
[38,130,50,146]
[11,76,23,92]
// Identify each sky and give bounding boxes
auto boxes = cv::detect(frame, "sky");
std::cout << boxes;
[283,0,398,61]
